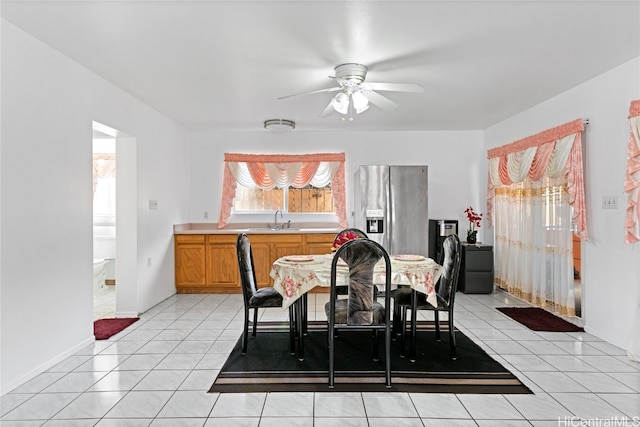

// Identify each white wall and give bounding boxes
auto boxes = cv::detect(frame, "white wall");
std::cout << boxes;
[187,130,486,236]
[484,57,640,349]
[0,21,190,393]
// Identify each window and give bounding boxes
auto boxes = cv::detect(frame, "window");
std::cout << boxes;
[234,184,334,213]
[219,153,347,228]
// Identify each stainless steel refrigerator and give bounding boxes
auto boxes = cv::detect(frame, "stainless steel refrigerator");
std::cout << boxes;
[354,165,429,256]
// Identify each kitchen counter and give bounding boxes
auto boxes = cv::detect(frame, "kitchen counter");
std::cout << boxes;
[174,223,340,293]
[173,222,343,235]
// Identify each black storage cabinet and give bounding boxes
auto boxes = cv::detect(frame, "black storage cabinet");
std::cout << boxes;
[459,243,494,294]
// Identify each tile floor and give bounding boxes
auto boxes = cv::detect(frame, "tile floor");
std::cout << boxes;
[2,290,639,426]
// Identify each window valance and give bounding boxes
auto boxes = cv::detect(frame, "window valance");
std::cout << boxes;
[625,100,640,245]
[486,119,587,240]
[218,153,347,228]
[93,153,116,194]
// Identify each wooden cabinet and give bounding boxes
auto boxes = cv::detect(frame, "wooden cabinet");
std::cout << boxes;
[175,235,206,288]
[174,232,335,293]
[204,235,239,290]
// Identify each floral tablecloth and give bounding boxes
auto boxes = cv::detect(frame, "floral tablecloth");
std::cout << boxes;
[270,254,443,309]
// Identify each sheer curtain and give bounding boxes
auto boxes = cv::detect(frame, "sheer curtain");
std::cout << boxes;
[93,153,116,221]
[625,100,640,362]
[488,119,586,317]
[218,153,347,228]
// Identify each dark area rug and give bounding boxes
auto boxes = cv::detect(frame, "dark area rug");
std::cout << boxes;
[497,307,584,332]
[94,317,139,340]
[209,321,531,393]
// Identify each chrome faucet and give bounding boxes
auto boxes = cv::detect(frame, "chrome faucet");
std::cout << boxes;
[274,210,283,229]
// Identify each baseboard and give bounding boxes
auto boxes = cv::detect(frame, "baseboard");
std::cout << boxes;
[115,311,139,318]
[1,336,95,396]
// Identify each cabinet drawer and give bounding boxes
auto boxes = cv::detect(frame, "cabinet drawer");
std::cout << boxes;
[206,234,238,244]
[461,271,494,293]
[465,250,493,271]
[305,233,336,243]
[249,234,303,244]
[175,234,205,244]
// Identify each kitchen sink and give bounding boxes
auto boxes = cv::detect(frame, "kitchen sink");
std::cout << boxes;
[247,227,301,232]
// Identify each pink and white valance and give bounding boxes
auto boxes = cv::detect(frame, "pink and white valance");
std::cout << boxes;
[218,153,347,228]
[625,100,640,245]
[93,153,116,194]
[486,119,587,240]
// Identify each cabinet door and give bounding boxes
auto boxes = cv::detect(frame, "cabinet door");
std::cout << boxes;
[175,244,206,287]
[305,234,335,255]
[250,241,272,287]
[205,243,239,288]
[273,242,304,259]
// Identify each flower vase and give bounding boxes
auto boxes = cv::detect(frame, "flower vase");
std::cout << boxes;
[466,232,477,244]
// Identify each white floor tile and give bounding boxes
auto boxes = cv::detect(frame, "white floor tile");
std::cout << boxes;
[156,390,217,417]
[262,392,314,417]
[457,394,524,420]
[104,390,174,418]
[564,372,636,393]
[409,393,471,419]
[209,393,266,417]
[314,392,367,417]
[550,393,625,419]
[53,391,126,419]
[362,392,419,418]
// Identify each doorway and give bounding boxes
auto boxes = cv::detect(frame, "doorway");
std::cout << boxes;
[92,121,139,320]
[92,123,117,319]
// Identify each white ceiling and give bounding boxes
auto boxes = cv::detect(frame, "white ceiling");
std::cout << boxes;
[2,1,639,132]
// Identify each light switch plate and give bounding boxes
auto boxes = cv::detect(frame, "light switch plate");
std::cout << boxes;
[602,195,618,209]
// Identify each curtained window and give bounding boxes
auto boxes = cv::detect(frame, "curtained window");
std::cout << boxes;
[625,99,640,363]
[218,153,347,228]
[487,119,586,317]
[625,99,640,245]
[93,153,116,225]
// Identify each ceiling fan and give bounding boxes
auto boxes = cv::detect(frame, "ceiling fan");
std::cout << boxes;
[277,63,424,121]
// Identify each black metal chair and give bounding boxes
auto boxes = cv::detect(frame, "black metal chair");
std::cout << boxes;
[325,238,392,388]
[236,233,294,355]
[392,234,462,361]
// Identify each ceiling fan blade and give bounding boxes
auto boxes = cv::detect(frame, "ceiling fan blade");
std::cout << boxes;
[320,100,335,118]
[277,86,341,100]
[367,82,424,93]
[366,91,399,111]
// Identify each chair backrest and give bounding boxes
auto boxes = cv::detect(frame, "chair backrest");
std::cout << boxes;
[333,228,368,249]
[330,238,391,325]
[236,233,258,303]
[437,234,462,305]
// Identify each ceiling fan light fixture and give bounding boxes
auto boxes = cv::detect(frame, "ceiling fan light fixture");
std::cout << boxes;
[352,91,369,114]
[331,92,349,114]
[264,119,295,131]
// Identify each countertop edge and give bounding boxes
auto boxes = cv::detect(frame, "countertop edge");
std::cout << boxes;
[173,222,342,235]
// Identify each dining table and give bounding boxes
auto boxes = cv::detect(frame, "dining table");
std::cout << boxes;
[270,253,443,360]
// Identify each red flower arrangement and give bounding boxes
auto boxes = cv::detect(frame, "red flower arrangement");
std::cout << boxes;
[332,231,360,252]
[464,206,483,241]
